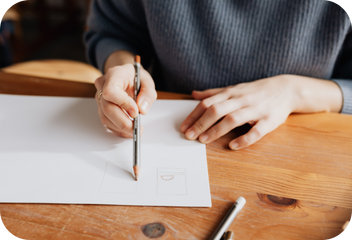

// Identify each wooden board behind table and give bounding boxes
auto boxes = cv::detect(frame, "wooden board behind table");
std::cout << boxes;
[0,71,351,240]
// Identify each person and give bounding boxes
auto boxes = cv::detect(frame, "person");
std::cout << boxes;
[84,0,352,150]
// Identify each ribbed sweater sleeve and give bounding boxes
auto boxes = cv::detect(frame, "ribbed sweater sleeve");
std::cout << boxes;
[332,28,352,114]
[84,0,154,72]
[332,79,352,114]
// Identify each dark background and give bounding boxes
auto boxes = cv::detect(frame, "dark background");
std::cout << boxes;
[1,0,90,67]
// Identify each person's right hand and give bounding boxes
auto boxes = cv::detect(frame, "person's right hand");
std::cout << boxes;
[94,63,157,138]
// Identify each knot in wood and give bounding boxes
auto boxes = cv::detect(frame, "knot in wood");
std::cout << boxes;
[141,222,166,238]
[257,193,299,210]
[267,195,296,206]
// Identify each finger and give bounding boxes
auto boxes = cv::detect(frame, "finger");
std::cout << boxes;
[248,120,257,126]
[107,121,145,138]
[100,98,134,135]
[199,107,258,144]
[97,103,133,137]
[192,87,226,100]
[94,75,105,91]
[184,98,243,140]
[95,76,106,103]
[98,106,130,136]
[102,64,139,118]
[136,69,157,115]
[107,127,133,138]
[180,91,231,133]
[229,119,272,150]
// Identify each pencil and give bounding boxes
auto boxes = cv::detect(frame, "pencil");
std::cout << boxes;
[133,55,141,181]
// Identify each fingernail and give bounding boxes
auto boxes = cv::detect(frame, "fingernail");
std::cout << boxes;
[199,134,208,143]
[181,124,189,133]
[186,130,195,139]
[140,100,149,113]
[129,109,137,118]
[230,142,239,150]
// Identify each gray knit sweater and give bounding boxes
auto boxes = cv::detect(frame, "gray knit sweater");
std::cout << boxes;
[84,0,352,114]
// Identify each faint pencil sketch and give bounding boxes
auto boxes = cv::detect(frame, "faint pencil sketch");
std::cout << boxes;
[100,162,137,194]
[160,175,174,181]
[157,168,187,195]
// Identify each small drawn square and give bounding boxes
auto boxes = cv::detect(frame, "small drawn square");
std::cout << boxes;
[157,168,187,195]
[100,162,137,194]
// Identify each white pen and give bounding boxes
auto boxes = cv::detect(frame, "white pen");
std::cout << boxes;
[210,197,246,240]
[133,55,141,181]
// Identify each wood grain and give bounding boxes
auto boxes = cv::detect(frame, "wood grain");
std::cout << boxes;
[2,60,102,83]
[0,71,96,97]
[0,72,351,240]
[1,187,350,240]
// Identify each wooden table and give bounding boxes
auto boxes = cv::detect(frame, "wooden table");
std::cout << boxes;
[0,71,351,240]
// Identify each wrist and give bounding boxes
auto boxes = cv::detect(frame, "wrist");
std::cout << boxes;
[284,74,343,113]
[104,50,135,73]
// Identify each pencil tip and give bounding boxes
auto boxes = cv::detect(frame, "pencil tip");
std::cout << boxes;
[133,166,140,181]
[135,55,141,64]
[133,166,141,181]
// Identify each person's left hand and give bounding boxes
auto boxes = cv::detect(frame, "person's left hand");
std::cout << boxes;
[180,75,303,150]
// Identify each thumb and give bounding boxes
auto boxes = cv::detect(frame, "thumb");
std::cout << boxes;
[137,69,157,115]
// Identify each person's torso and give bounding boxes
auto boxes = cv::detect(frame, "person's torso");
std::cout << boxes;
[142,0,350,93]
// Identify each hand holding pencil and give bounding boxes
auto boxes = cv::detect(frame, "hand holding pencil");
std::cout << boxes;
[94,54,157,138]
[93,53,157,180]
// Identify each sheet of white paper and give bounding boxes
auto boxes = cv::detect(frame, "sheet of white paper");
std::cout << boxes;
[0,94,211,207]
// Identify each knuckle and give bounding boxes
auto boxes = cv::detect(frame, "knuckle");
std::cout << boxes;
[108,128,124,137]
[102,103,113,116]
[118,122,129,132]
[105,69,114,80]
[143,88,157,103]
[100,117,108,126]
[101,88,112,100]
[119,99,132,110]
[241,135,251,146]
[151,90,158,101]
[195,121,205,131]
[94,76,102,87]
[210,126,220,138]
[239,94,250,103]
[208,104,221,117]
[118,122,131,133]
[200,99,212,109]
[101,103,109,114]
[226,114,238,126]
[120,132,132,138]
[222,87,233,96]
[199,100,207,110]
[251,126,263,139]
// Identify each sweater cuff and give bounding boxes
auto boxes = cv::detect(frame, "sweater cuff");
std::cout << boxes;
[332,79,352,115]
[95,38,138,73]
